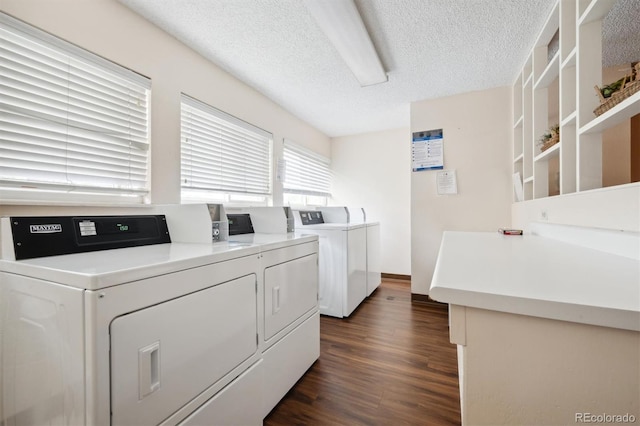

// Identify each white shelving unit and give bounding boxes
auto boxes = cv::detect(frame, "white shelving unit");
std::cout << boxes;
[512,0,638,201]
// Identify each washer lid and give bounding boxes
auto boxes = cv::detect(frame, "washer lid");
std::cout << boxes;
[229,232,317,250]
[296,222,366,230]
[0,242,260,290]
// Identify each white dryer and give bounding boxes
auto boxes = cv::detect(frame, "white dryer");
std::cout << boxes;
[295,210,367,318]
[0,214,264,425]
[223,207,320,417]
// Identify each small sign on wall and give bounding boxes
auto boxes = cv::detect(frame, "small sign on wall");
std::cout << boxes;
[437,169,458,195]
[412,129,443,171]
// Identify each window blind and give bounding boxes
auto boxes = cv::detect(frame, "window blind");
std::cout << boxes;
[283,139,331,197]
[0,13,151,199]
[181,95,272,196]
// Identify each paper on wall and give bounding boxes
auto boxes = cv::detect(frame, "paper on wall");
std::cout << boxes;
[437,170,458,195]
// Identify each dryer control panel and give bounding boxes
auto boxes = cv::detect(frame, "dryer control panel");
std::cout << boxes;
[299,211,324,225]
[10,215,171,260]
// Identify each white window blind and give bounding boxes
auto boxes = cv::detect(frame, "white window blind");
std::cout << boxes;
[0,13,151,200]
[181,95,272,197]
[283,139,331,197]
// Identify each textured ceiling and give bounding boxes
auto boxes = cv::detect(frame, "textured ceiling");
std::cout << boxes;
[602,0,640,68]
[118,0,639,137]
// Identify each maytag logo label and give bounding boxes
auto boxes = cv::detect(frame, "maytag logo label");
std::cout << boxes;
[30,224,62,234]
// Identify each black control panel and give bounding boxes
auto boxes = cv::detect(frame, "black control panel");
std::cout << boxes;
[227,214,254,235]
[10,215,171,260]
[299,210,324,225]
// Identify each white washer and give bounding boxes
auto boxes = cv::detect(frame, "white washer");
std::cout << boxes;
[344,207,382,296]
[364,222,381,295]
[0,214,264,426]
[295,210,367,318]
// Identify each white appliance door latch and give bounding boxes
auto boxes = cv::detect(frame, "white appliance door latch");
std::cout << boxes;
[138,341,161,399]
[273,286,281,314]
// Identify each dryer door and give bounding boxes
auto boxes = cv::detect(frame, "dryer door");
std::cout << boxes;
[264,253,318,341]
[110,274,257,426]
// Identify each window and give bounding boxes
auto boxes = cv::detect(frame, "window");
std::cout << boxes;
[282,139,331,206]
[180,95,272,203]
[0,13,151,203]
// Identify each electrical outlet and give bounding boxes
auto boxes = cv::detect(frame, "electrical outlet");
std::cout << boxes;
[540,210,548,221]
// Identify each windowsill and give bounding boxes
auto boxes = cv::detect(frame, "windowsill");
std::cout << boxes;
[0,189,150,208]
[0,199,152,208]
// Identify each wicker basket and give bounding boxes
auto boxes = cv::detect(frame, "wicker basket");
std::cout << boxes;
[540,134,559,152]
[594,62,640,117]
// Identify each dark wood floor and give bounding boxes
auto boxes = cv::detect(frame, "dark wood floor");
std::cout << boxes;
[264,280,461,425]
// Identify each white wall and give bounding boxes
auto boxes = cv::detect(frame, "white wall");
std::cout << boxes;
[0,0,330,213]
[331,128,411,275]
[512,182,640,232]
[410,87,512,295]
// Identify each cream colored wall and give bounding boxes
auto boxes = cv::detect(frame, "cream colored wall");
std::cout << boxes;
[331,128,411,275]
[0,0,330,213]
[632,114,640,181]
[512,182,640,232]
[410,87,512,295]
[603,121,631,187]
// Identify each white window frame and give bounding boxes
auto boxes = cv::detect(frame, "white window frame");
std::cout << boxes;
[282,192,329,208]
[282,139,331,206]
[180,94,272,205]
[0,13,151,205]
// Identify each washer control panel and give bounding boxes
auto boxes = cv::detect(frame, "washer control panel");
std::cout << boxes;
[227,214,254,235]
[10,215,171,260]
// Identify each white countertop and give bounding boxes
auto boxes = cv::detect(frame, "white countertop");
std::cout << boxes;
[429,231,640,331]
[0,242,260,291]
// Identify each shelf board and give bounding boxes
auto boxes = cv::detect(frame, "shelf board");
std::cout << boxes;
[579,90,640,135]
[561,111,577,127]
[561,48,576,69]
[534,143,560,162]
[534,51,560,90]
[513,115,524,128]
[524,176,534,184]
[535,1,560,47]
[578,0,616,26]
[523,52,533,79]
[514,153,524,163]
